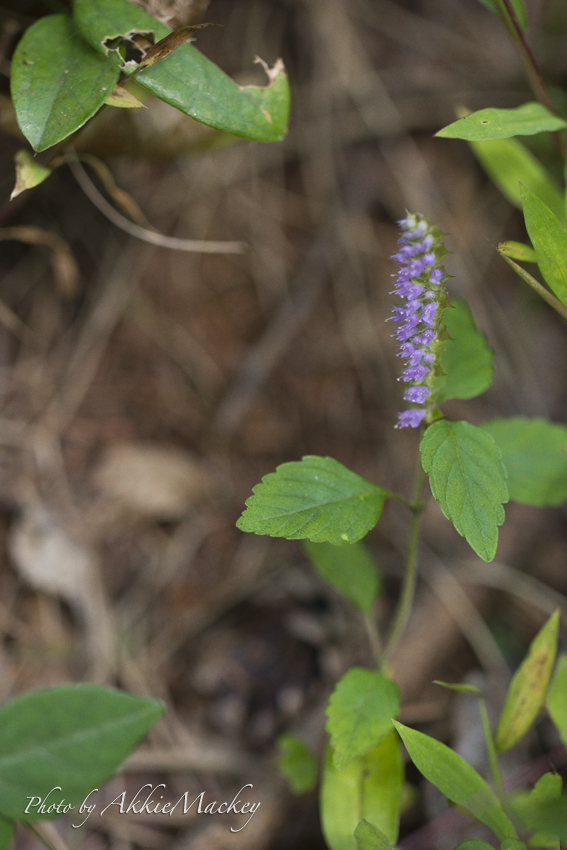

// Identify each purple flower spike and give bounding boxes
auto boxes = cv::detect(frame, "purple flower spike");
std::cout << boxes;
[389,212,449,429]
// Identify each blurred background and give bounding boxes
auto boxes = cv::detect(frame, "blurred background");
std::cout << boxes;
[1,0,567,847]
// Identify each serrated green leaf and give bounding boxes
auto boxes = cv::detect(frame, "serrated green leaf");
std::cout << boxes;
[468,137,564,223]
[547,655,567,748]
[498,241,539,262]
[10,14,120,151]
[73,0,289,142]
[521,184,567,307]
[476,0,528,29]
[495,611,559,752]
[420,421,508,562]
[0,685,163,821]
[327,669,400,770]
[237,456,388,546]
[354,820,393,850]
[276,734,318,795]
[304,540,380,614]
[453,843,495,850]
[436,104,565,142]
[482,417,567,507]
[0,818,14,850]
[437,300,494,401]
[393,722,516,839]
[362,731,403,844]
[320,734,402,850]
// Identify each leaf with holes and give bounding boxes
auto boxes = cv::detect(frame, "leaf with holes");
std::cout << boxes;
[420,421,508,561]
[238,456,389,545]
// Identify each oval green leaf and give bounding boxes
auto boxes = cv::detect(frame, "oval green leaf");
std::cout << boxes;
[437,299,494,401]
[420,420,508,562]
[326,668,400,770]
[0,684,163,821]
[481,417,567,507]
[73,0,290,142]
[495,610,559,752]
[276,734,318,795]
[547,654,567,748]
[521,184,567,307]
[468,137,565,223]
[320,747,363,850]
[436,103,566,141]
[354,820,393,850]
[393,722,516,839]
[237,456,389,546]
[10,14,120,151]
[303,540,380,614]
[361,731,403,844]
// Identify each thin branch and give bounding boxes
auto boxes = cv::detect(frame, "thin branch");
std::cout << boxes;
[500,253,567,323]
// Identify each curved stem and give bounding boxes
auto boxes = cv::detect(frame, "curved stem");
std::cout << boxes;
[383,453,427,661]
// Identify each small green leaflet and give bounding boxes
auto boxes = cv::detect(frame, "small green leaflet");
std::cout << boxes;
[521,184,567,308]
[354,820,393,850]
[547,655,567,748]
[468,137,565,223]
[497,241,538,263]
[495,610,559,752]
[326,668,400,770]
[420,421,508,562]
[11,150,51,200]
[393,722,517,839]
[482,417,567,507]
[320,732,403,850]
[476,0,528,30]
[276,734,318,794]
[10,14,120,151]
[437,299,494,401]
[237,456,389,545]
[436,103,566,142]
[304,540,380,614]
[74,0,290,142]
[0,685,163,821]
[510,773,561,847]
[0,818,14,850]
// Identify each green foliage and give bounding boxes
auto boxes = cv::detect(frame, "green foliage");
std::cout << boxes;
[475,0,528,30]
[10,14,120,151]
[237,456,389,545]
[453,843,495,850]
[419,421,508,561]
[326,668,400,770]
[495,610,559,752]
[354,820,394,850]
[521,184,567,307]
[437,299,494,401]
[481,418,567,506]
[499,841,526,850]
[436,103,566,141]
[74,0,290,142]
[320,734,403,850]
[468,137,565,222]
[0,819,14,850]
[393,722,517,839]
[303,540,380,614]
[0,685,163,821]
[510,773,562,847]
[497,241,538,263]
[547,654,567,748]
[276,734,318,794]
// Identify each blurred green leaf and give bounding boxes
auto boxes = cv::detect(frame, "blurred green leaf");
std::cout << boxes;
[0,818,14,850]
[321,747,362,850]
[74,0,290,142]
[436,104,565,141]
[354,820,393,850]
[482,418,567,507]
[420,421,508,562]
[304,540,380,614]
[434,680,482,695]
[362,731,403,844]
[453,843,495,850]
[10,14,120,151]
[393,722,516,839]
[547,655,567,747]
[437,299,494,401]
[509,772,562,847]
[497,241,538,263]
[476,0,528,30]
[499,841,526,850]
[496,610,559,752]
[468,137,564,223]
[237,456,389,546]
[0,685,163,821]
[521,184,567,307]
[276,734,318,794]
[327,668,400,770]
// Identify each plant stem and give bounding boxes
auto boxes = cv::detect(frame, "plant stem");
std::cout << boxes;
[500,253,567,323]
[478,696,505,804]
[383,454,427,661]
[364,610,383,668]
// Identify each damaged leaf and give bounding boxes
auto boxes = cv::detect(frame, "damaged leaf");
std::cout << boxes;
[10,149,51,199]
[105,84,146,107]
[135,23,221,73]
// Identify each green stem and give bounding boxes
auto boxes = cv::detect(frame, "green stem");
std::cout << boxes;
[364,610,383,668]
[383,455,427,661]
[478,696,505,804]
[500,253,567,323]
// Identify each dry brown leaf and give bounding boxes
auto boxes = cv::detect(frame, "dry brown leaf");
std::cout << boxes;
[136,23,220,72]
